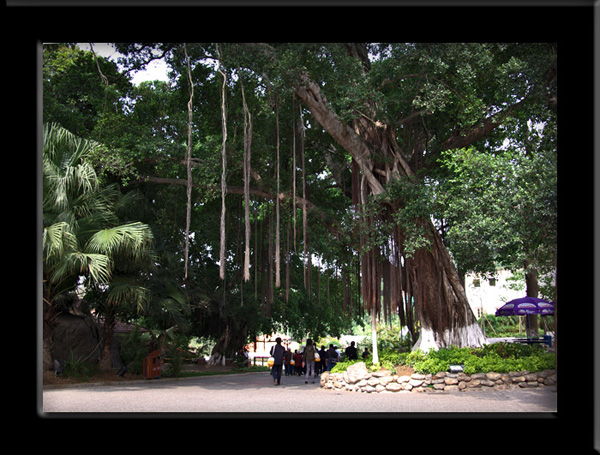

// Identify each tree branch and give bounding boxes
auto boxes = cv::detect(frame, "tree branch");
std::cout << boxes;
[440,98,527,151]
[294,73,386,195]
[138,176,340,236]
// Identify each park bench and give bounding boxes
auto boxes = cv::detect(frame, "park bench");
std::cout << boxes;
[513,335,552,347]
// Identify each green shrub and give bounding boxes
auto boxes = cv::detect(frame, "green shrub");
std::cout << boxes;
[63,350,99,381]
[329,342,555,376]
[398,343,555,375]
[118,327,149,375]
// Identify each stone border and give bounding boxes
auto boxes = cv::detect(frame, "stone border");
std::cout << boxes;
[319,362,556,393]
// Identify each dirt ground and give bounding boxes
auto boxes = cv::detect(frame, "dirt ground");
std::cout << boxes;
[43,362,414,387]
[391,364,415,377]
[42,362,236,387]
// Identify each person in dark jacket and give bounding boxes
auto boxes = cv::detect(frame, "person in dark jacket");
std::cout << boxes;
[327,344,339,372]
[293,350,304,376]
[316,345,327,375]
[270,337,285,385]
[345,341,358,360]
[284,347,293,376]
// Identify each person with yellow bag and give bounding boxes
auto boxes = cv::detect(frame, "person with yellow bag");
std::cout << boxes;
[284,347,293,376]
[269,337,285,386]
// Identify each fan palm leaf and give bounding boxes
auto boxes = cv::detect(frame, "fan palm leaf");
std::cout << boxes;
[105,276,152,314]
[43,221,78,263]
[43,123,155,304]
[86,222,154,263]
[43,123,99,214]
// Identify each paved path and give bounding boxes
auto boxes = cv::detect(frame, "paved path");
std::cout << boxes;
[41,371,557,415]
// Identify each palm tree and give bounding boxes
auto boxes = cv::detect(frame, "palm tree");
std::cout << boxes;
[42,123,154,370]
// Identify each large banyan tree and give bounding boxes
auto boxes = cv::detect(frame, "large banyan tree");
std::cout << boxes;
[239,43,556,351]
[115,42,556,354]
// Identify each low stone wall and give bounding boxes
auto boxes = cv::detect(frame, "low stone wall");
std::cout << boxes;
[320,362,557,393]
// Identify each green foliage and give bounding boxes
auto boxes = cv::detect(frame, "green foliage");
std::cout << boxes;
[434,139,556,277]
[117,327,149,375]
[43,123,155,305]
[398,343,555,375]
[331,348,402,374]
[162,332,192,378]
[63,350,100,381]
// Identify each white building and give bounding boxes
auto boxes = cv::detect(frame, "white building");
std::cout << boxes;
[465,270,523,318]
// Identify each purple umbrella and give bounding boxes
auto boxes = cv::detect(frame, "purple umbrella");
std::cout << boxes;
[495,297,554,316]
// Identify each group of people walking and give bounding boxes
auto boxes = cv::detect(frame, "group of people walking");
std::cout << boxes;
[269,338,365,386]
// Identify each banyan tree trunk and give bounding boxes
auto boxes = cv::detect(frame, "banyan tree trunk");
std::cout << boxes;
[295,72,486,351]
[409,221,486,349]
[207,318,249,366]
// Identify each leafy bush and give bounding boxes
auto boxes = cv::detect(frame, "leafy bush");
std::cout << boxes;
[398,343,555,375]
[329,342,555,376]
[331,349,403,374]
[118,327,149,375]
[63,350,99,380]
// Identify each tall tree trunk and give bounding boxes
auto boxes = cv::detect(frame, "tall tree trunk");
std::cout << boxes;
[217,44,228,281]
[183,43,194,281]
[524,260,540,338]
[295,72,485,350]
[275,95,281,288]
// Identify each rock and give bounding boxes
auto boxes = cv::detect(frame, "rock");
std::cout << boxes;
[51,311,103,367]
[356,379,368,388]
[468,379,482,388]
[434,372,446,379]
[486,372,502,381]
[519,381,538,388]
[411,373,428,380]
[380,375,395,386]
[444,377,459,385]
[397,375,411,383]
[345,362,369,384]
[524,373,538,382]
[458,381,468,390]
[433,383,446,390]
[512,376,526,383]
[409,378,424,387]
[445,385,459,393]
[386,382,403,392]
[480,379,495,387]
[471,373,487,380]
[367,377,380,387]
[457,373,471,382]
